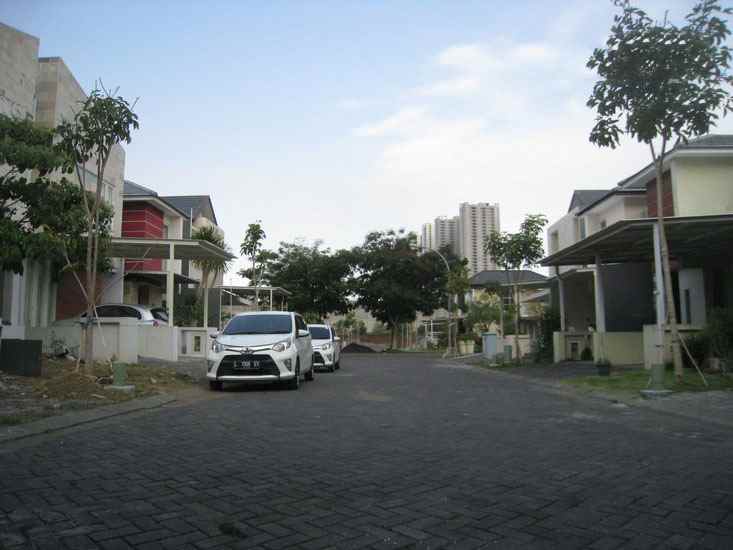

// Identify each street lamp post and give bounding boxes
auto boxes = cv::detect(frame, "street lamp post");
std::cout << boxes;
[418,246,453,357]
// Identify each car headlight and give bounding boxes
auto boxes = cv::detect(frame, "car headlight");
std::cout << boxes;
[272,338,292,353]
[321,342,332,351]
[212,340,224,353]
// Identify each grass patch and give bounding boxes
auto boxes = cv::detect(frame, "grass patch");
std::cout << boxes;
[563,367,733,396]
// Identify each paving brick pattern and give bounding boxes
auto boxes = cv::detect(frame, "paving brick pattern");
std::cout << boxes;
[1,354,732,549]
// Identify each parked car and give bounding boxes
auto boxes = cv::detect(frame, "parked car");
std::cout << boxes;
[79,304,165,326]
[308,324,341,372]
[207,311,314,391]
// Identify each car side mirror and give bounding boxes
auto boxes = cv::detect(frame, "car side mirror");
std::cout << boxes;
[298,329,310,338]
[210,332,218,339]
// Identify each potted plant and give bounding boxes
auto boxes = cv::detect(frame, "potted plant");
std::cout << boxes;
[596,358,611,376]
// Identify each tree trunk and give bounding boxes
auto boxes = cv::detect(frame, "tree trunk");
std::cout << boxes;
[84,219,95,369]
[390,323,396,350]
[653,156,684,379]
[514,283,520,364]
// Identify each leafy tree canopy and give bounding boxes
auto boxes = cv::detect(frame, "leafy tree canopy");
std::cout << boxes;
[352,229,446,333]
[0,114,112,276]
[267,241,353,321]
[587,0,733,148]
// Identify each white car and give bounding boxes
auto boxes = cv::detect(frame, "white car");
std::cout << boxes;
[308,324,341,372]
[207,311,314,391]
[79,304,168,326]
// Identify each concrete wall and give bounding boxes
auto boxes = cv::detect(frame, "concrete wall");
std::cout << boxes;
[546,211,582,275]
[593,332,644,365]
[139,325,178,361]
[584,195,647,236]
[672,157,733,216]
[179,327,217,357]
[0,23,39,118]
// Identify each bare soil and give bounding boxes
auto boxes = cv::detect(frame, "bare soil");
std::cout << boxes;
[0,357,200,426]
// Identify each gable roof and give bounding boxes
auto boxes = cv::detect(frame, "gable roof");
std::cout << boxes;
[470,270,547,287]
[123,180,189,218]
[161,195,219,226]
[568,190,611,212]
[123,180,158,196]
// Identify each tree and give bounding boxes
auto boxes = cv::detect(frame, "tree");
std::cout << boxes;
[0,115,114,318]
[238,248,277,309]
[352,229,446,349]
[587,0,733,378]
[56,86,139,367]
[239,221,266,309]
[266,241,353,319]
[484,214,547,363]
[192,225,231,327]
[464,290,503,334]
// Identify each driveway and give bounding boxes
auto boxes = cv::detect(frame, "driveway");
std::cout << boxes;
[1,354,732,549]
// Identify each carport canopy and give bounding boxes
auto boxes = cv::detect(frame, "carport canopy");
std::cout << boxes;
[541,215,733,267]
[108,237,235,326]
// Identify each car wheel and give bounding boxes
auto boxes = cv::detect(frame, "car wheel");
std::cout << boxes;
[209,380,223,391]
[305,364,315,381]
[335,359,340,370]
[288,363,301,390]
[328,364,335,373]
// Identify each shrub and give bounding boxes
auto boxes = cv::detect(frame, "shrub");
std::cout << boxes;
[580,347,593,361]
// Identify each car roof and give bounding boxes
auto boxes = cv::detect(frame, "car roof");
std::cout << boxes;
[233,311,293,317]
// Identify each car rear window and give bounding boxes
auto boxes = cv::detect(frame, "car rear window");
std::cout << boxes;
[223,314,293,335]
[308,326,330,340]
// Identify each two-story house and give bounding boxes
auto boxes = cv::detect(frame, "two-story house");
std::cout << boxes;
[542,135,733,365]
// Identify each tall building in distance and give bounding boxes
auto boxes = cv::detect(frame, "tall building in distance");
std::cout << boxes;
[433,216,458,254]
[419,222,434,251]
[458,202,500,276]
[418,202,500,276]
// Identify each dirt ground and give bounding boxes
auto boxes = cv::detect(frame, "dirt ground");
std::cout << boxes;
[0,357,201,426]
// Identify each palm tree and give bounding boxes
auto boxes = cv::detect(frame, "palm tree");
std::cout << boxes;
[192,226,231,328]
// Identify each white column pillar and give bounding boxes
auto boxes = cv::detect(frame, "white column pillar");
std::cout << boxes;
[594,254,606,332]
[653,223,666,364]
[557,274,566,332]
[167,244,175,327]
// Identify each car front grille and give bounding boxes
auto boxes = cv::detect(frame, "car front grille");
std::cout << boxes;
[217,354,280,377]
[312,352,324,364]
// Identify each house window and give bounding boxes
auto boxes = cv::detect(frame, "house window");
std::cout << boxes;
[578,218,587,240]
[600,220,607,229]
[194,335,201,353]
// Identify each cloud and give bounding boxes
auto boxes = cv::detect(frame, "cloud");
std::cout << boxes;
[414,76,481,97]
[353,106,428,137]
[351,36,654,239]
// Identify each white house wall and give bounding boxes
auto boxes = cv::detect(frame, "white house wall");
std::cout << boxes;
[671,156,733,216]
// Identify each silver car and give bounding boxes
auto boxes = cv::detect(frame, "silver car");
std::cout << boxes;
[80,304,167,326]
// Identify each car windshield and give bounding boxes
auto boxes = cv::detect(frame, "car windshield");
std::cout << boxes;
[308,326,331,340]
[223,314,292,335]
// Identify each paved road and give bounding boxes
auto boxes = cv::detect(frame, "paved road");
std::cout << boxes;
[1,354,733,549]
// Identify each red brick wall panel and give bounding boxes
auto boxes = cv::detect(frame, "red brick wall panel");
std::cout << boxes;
[122,203,164,271]
[646,172,674,217]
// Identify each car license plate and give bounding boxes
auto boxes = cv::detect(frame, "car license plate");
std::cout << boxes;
[235,358,260,369]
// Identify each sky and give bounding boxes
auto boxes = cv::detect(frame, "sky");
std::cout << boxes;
[4,0,731,282]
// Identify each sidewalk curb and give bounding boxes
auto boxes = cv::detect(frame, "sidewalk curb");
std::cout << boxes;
[0,394,176,444]
[468,363,733,430]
